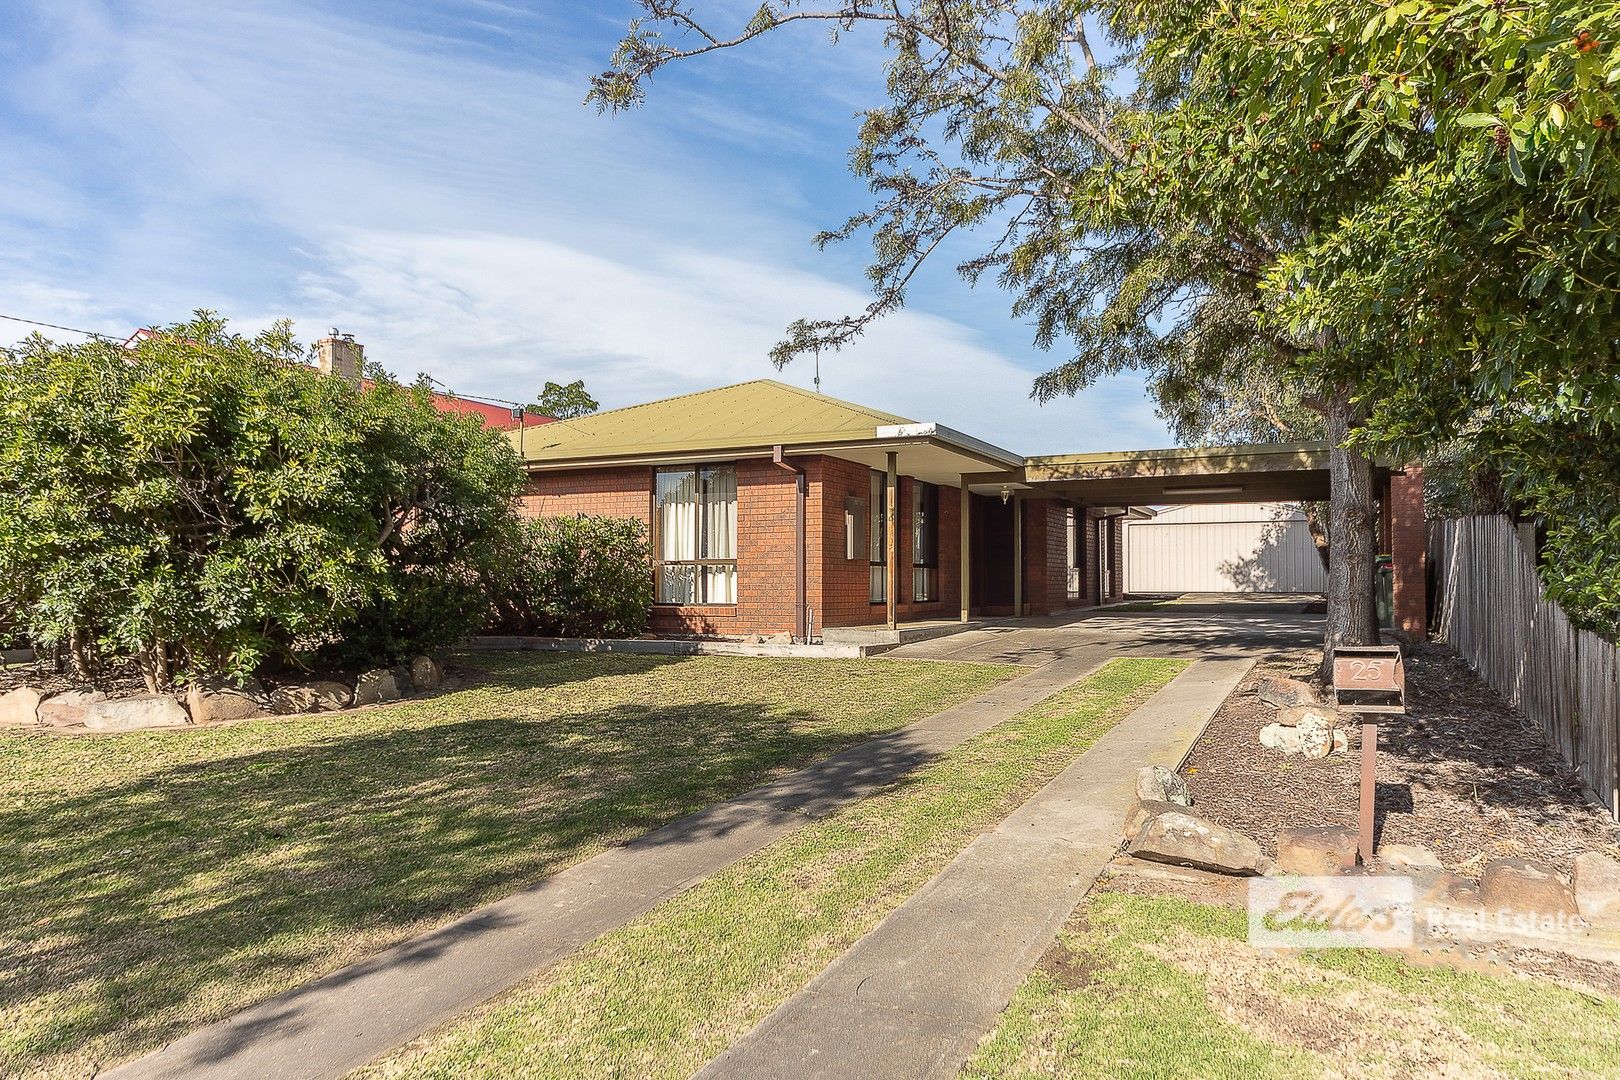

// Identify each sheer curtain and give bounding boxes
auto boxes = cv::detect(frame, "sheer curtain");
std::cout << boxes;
[656,470,697,603]
[655,466,737,604]
[701,467,737,603]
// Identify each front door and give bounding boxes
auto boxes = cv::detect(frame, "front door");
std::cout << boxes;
[971,494,1016,612]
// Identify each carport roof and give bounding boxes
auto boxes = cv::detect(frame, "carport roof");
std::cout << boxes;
[1018,443,1349,504]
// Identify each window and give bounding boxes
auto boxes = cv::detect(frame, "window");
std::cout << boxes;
[911,481,939,601]
[654,466,737,604]
[1097,516,1112,600]
[869,470,886,603]
[1065,506,1082,600]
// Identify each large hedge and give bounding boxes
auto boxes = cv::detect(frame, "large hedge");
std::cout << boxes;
[484,516,653,639]
[0,314,525,688]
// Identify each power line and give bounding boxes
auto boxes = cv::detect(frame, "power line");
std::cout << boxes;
[0,313,121,341]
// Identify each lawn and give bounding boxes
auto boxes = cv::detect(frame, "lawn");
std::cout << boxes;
[967,891,1620,1079]
[357,657,1189,1080]
[0,652,1015,1078]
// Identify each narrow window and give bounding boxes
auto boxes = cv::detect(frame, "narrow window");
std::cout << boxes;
[1065,506,1081,600]
[869,470,886,603]
[911,481,938,601]
[654,465,737,604]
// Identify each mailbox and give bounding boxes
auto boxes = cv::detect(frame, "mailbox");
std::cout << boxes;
[1332,644,1406,715]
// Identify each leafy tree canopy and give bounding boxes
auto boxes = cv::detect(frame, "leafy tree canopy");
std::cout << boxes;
[532,378,600,420]
[0,313,526,687]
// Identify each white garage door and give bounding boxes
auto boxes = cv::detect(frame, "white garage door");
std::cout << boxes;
[1124,503,1327,594]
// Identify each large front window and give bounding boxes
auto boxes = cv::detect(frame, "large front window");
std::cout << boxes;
[655,466,737,604]
[912,481,938,601]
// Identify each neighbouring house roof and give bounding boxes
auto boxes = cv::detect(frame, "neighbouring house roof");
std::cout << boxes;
[507,380,1024,482]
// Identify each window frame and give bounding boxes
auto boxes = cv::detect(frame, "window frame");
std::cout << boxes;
[651,464,738,606]
[869,470,887,604]
[911,480,939,602]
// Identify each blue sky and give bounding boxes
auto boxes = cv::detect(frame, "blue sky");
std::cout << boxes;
[0,0,1170,452]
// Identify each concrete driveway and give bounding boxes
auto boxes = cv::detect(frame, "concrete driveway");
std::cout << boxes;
[885,600,1323,668]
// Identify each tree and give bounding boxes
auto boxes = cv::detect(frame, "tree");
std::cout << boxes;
[533,379,599,420]
[0,314,526,689]
[592,1,1387,659]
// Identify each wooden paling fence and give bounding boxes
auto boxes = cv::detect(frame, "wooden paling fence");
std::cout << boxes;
[1433,515,1620,821]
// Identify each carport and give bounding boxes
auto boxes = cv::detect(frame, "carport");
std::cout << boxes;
[958,442,1428,636]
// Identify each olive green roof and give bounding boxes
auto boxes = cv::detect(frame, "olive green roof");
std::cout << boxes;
[509,380,921,465]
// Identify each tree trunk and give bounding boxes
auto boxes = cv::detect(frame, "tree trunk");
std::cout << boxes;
[1323,388,1379,672]
[1302,500,1331,573]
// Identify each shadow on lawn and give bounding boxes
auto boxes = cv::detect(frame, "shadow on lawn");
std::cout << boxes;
[2,655,930,1070]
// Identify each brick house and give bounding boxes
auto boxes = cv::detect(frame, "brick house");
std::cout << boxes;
[511,380,1149,640]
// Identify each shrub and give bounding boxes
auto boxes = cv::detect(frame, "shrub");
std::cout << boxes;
[0,313,525,688]
[485,516,653,638]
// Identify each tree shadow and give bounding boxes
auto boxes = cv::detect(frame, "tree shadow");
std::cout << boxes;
[2,653,940,1072]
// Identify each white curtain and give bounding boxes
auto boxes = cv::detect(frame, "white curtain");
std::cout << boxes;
[655,466,737,604]
[656,470,697,604]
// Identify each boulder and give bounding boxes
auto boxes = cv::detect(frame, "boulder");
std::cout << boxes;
[1275,826,1359,875]
[1277,703,1340,729]
[1378,843,1443,876]
[1479,858,1578,918]
[1573,851,1620,931]
[1127,810,1269,876]
[766,632,793,645]
[81,695,191,732]
[1255,675,1321,709]
[1296,714,1335,759]
[37,689,107,728]
[1259,723,1302,754]
[1135,765,1192,807]
[1332,728,1349,754]
[270,681,353,714]
[0,686,42,728]
[354,667,409,706]
[1418,872,1485,909]
[185,685,270,724]
[1122,798,1185,843]
[409,655,444,692]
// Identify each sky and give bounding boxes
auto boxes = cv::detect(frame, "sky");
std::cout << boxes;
[0,0,1172,453]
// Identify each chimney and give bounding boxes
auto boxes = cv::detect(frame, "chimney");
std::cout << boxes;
[315,329,364,387]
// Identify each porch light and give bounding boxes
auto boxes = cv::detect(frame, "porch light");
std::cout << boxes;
[1000,485,1011,506]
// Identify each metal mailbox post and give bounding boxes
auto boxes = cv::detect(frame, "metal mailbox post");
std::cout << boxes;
[1332,645,1408,865]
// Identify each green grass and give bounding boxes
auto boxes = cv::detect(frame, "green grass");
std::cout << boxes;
[967,891,1620,1079]
[0,652,1016,1078]
[358,657,1189,1080]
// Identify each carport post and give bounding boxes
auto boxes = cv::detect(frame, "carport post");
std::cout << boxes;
[960,475,971,622]
[1012,493,1023,617]
[886,451,899,631]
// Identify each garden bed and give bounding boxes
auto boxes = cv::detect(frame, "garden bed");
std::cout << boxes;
[1179,641,1620,878]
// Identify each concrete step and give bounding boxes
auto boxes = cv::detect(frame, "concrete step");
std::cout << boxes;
[820,621,981,648]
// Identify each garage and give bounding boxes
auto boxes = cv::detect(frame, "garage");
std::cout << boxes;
[1122,502,1327,594]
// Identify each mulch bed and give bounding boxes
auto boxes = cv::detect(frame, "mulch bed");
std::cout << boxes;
[1181,641,1620,878]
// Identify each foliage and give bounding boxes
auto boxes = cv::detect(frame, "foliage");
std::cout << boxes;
[0,313,525,687]
[484,515,654,638]
[532,378,599,420]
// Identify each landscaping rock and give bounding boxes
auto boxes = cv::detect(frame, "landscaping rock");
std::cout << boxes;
[1135,765,1192,807]
[1296,713,1335,759]
[1255,675,1320,709]
[1275,826,1359,875]
[1259,723,1302,754]
[82,695,191,732]
[1378,843,1443,876]
[185,685,270,724]
[1479,858,1578,918]
[1127,810,1269,876]
[408,655,444,692]
[766,632,793,645]
[271,680,353,714]
[1122,798,1185,843]
[0,686,42,727]
[1573,851,1620,931]
[354,667,409,706]
[37,689,107,727]
[1332,728,1349,754]
[1419,872,1484,909]
[1277,703,1340,729]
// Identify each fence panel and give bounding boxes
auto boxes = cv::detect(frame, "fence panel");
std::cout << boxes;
[1434,515,1620,820]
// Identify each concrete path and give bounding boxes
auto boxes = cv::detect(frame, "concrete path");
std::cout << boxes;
[105,655,1108,1080]
[697,657,1255,1080]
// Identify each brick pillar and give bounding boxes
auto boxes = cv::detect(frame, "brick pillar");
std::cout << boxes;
[1389,464,1427,638]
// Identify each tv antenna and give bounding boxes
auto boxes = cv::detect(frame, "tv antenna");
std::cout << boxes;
[813,346,822,394]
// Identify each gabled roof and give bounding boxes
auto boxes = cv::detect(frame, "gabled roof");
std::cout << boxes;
[509,380,923,465]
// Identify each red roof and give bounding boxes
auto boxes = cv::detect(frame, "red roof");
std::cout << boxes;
[428,392,546,430]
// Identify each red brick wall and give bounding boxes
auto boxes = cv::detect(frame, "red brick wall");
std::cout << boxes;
[519,455,963,638]
[1389,464,1428,637]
